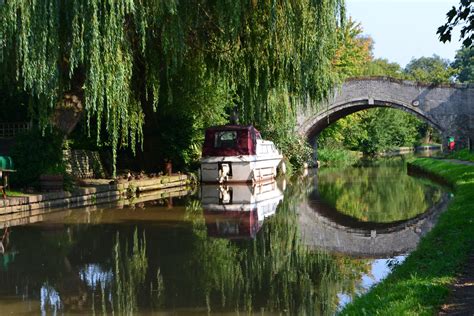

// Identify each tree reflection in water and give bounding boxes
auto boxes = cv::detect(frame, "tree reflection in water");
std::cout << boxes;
[113,229,149,313]
[317,158,443,222]
[82,228,164,314]
[178,180,370,315]
[0,178,376,315]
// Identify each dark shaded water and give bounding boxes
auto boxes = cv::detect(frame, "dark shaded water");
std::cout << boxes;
[0,158,446,315]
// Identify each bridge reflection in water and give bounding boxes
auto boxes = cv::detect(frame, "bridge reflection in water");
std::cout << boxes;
[0,167,446,256]
[299,174,449,258]
[0,161,448,314]
[198,173,448,258]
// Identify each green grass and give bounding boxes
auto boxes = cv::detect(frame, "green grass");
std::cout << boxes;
[5,189,32,197]
[340,158,474,315]
[317,147,360,167]
[445,148,474,163]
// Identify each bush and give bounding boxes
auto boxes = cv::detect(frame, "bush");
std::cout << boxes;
[317,147,359,167]
[259,119,312,171]
[276,134,313,170]
[10,128,65,188]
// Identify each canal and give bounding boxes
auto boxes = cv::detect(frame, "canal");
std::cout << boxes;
[0,157,447,315]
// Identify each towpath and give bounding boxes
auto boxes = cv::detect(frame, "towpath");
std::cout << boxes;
[436,158,474,315]
[432,158,474,166]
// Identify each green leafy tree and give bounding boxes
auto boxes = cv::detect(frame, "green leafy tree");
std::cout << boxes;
[363,58,405,79]
[332,19,374,79]
[318,112,368,149]
[404,55,457,84]
[356,109,422,155]
[321,109,422,156]
[0,0,344,174]
[258,89,312,169]
[438,0,473,48]
[452,47,474,82]
[330,108,422,155]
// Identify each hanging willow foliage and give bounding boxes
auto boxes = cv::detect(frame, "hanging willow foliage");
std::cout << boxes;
[0,0,344,175]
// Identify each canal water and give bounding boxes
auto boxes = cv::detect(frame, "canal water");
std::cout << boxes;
[0,158,446,315]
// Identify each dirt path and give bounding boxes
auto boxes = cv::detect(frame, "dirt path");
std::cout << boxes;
[439,253,474,315]
[440,159,474,166]
[437,158,474,315]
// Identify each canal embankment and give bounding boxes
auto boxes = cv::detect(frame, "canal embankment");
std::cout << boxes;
[341,158,474,315]
[317,145,441,167]
[0,174,191,229]
[380,145,441,157]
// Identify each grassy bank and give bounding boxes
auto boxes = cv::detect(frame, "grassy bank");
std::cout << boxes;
[317,147,360,167]
[341,158,474,315]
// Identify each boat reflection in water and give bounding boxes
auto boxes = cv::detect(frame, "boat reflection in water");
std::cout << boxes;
[0,159,448,315]
[201,180,285,239]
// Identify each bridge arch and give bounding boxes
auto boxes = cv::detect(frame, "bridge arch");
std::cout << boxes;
[302,98,444,141]
[296,77,474,146]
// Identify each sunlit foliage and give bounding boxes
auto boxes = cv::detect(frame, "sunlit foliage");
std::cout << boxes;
[363,58,405,79]
[452,47,474,83]
[332,18,373,79]
[0,0,344,174]
[404,55,457,84]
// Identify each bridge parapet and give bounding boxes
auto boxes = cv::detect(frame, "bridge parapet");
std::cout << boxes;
[296,77,474,148]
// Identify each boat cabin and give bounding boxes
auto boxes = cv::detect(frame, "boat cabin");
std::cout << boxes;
[200,125,282,183]
[202,125,262,157]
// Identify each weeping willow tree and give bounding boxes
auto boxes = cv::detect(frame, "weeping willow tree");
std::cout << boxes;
[0,0,344,174]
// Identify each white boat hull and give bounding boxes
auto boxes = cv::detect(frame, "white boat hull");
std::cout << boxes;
[200,154,282,183]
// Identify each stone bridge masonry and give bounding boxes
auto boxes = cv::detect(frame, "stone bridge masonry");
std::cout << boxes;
[296,77,474,149]
[298,177,451,258]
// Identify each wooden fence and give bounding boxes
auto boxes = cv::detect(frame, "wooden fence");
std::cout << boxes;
[0,122,31,138]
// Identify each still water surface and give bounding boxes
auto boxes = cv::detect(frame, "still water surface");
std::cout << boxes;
[0,158,446,315]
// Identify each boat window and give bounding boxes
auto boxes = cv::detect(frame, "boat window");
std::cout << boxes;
[216,221,239,235]
[215,131,238,148]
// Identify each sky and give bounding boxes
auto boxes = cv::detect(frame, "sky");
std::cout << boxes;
[346,0,462,67]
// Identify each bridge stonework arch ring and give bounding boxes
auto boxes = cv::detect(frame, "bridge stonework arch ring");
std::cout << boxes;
[296,77,474,149]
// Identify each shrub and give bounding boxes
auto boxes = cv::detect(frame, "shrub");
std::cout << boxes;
[10,128,65,188]
[317,146,359,167]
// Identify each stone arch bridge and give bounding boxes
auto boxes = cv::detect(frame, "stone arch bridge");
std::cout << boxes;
[297,77,474,147]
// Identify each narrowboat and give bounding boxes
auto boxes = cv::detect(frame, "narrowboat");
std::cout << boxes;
[200,125,283,183]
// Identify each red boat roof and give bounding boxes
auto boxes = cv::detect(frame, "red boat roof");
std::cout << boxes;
[202,125,261,157]
[205,125,259,132]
